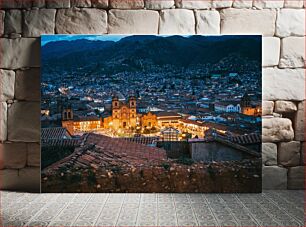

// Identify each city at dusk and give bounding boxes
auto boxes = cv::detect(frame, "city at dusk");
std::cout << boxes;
[41,35,262,193]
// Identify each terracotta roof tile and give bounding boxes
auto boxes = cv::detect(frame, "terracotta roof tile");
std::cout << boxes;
[42,127,72,140]
[230,133,261,144]
[43,133,168,173]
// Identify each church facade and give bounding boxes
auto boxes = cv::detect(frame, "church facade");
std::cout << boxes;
[104,96,138,130]
[240,93,262,116]
[61,96,184,134]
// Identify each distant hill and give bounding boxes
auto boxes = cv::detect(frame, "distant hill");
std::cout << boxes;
[42,39,115,60]
[42,35,261,74]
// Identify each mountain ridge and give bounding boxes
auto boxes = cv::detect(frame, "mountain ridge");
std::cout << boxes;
[42,35,262,74]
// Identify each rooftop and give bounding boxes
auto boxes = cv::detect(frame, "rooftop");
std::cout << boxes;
[155,111,182,118]
[42,127,72,140]
[43,133,167,173]
[215,101,241,106]
[74,116,101,122]
[118,136,159,145]
[42,138,81,147]
[230,133,261,145]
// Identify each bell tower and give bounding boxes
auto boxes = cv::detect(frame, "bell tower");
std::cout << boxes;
[112,96,119,110]
[241,93,251,108]
[129,96,137,128]
[129,96,136,109]
[62,107,73,121]
[241,93,253,115]
[112,96,120,130]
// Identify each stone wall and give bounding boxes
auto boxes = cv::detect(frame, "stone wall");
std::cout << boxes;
[42,159,262,193]
[0,0,305,192]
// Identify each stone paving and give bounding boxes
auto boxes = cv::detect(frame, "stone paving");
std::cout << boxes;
[1,190,304,226]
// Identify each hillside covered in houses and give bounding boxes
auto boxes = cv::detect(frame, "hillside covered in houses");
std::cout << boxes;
[41,35,262,192]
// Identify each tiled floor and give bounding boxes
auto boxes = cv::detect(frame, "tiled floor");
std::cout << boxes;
[1,190,304,226]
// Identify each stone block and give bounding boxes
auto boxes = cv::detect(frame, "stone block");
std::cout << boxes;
[232,0,253,8]
[273,112,282,118]
[7,33,22,38]
[262,37,280,66]
[294,101,305,141]
[159,9,195,34]
[46,0,70,8]
[71,0,91,7]
[220,9,276,36]
[0,10,4,35]
[0,102,7,142]
[212,0,233,8]
[195,10,220,34]
[253,0,284,8]
[276,9,305,37]
[262,166,287,189]
[262,143,277,166]
[280,37,305,68]
[0,38,40,69]
[262,101,274,115]
[0,167,40,192]
[301,142,305,165]
[109,0,144,8]
[32,0,46,8]
[27,143,40,167]
[274,101,297,113]
[4,9,22,34]
[262,117,294,142]
[284,0,304,8]
[0,69,15,102]
[23,9,56,37]
[288,166,304,189]
[0,0,32,9]
[109,10,159,34]
[278,141,301,167]
[15,68,40,101]
[145,0,175,9]
[263,68,305,101]
[8,102,40,142]
[0,142,27,169]
[175,0,212,9]
[91,0,108,8]
[56,8,107,34]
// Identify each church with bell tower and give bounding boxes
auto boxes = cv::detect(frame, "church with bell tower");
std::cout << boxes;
[240,93,262,116]
[111,96,137,130]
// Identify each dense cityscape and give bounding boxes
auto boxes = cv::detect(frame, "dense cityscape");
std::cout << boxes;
[41,35,262,193]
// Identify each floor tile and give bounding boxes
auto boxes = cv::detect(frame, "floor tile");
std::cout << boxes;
[0,190,303,227]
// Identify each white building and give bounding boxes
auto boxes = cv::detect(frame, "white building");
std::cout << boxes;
[215,102,241,113]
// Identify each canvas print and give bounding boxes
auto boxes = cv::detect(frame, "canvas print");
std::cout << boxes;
[41,35,262,193]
